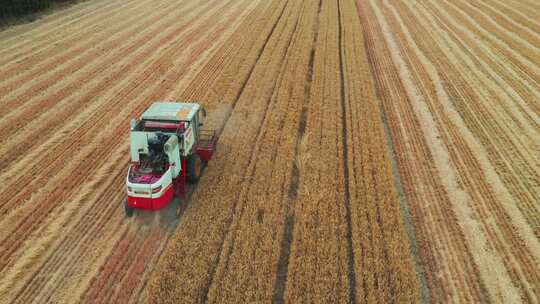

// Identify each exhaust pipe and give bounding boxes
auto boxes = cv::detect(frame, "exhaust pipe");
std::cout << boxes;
[164,135,178,153]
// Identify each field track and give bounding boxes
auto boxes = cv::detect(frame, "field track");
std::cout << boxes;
[0,0,538,303]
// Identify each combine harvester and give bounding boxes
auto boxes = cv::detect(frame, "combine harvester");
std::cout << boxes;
[124,102,216,217]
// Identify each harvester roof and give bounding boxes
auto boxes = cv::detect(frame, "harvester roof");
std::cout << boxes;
[141,102,200,122]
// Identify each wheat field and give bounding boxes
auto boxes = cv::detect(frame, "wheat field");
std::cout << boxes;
[0,0,538,303]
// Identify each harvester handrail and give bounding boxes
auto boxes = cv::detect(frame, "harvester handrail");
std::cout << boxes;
[198,129,217,149]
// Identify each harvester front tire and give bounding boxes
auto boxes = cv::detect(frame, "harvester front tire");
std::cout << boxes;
[187,154,202,184]
[124,199,134,217]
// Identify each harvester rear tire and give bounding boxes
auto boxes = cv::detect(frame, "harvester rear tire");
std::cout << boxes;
[187,154,202,184]
[124,199,134,217]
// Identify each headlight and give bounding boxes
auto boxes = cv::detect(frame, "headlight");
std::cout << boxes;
[152,186,162,193]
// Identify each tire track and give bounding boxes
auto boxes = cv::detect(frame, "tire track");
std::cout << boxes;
[271,2,320,301]
[336,1,357,302]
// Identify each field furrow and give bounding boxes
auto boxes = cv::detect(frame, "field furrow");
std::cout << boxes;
[359,3,488,297]
[205,0,320,301]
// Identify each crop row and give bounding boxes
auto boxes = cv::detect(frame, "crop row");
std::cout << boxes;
[0,0,258,302]
[358,0,539,302]
[0,0,232,267]
[148,0,421,303]
[339,0,421,302]
[146,1,300,302]
[0,0,127,61]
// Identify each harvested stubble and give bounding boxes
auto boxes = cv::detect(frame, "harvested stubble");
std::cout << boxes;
[0,0,258,302]
[358,0,540,302]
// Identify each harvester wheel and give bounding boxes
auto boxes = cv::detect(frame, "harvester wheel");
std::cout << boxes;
[187,154,202,184]
[124,199,134,217]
